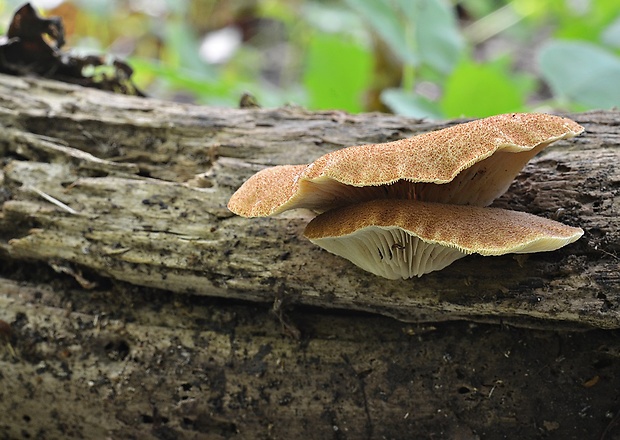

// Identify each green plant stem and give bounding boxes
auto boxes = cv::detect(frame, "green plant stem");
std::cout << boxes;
[402,63,415,92]
[402,11,416,92]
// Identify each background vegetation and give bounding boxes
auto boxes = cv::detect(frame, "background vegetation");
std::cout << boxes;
[1,0,619,119]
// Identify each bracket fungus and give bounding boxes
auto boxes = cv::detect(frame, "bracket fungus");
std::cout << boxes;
[228,112,585,279]
[228,113,584,217]
[304,199,584,279]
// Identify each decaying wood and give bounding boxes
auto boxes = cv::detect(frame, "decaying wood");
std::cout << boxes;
[1,74,620,439]
[3,274,619,440]
[0,74,618,329]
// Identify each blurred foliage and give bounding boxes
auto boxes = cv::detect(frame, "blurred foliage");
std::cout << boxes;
[0,0,619,118]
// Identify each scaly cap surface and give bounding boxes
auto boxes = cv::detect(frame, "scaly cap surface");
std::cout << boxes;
[228,113,584,217]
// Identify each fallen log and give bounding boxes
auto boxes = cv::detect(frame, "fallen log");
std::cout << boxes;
[1,74,619,439]
[0,74,618,329]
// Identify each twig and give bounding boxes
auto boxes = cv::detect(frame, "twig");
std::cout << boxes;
[30,186,79,215]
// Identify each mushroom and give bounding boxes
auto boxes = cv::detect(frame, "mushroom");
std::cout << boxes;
[227,164,307,218]
[304,199,584,279]
[228,113,584,217]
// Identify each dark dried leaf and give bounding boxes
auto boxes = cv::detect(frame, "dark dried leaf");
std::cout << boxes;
[0,2,144,96]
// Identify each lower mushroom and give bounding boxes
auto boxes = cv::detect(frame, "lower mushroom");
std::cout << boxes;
[304,199,584,279]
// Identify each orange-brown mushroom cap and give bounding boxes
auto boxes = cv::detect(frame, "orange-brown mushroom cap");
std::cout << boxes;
[227,164,307,217]
[228,113,584,217]
[304,199,584,279]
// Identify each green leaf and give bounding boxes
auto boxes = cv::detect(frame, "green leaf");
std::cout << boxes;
[345,0,462,73]
[130,58,222,96]
[539,40,620,109]
[601,16,620,48]
[403,0,463,74]
[343,0,417,65]
[381,88,443,119]
[164,20,215,78]
[303,32,372,112]
[441,58,530,118]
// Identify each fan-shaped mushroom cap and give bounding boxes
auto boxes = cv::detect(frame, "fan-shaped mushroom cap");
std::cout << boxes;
[228,113,583,217]
[227,164,307,217]
[304,199,584,279]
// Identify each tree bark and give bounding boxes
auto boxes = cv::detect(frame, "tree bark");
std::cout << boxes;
[1,74,618,329]
[1,74,619,439]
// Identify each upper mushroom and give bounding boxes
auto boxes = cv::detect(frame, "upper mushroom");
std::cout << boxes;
[228,113,584,217]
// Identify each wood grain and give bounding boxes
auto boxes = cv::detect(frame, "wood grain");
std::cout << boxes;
[1,75,618,329]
